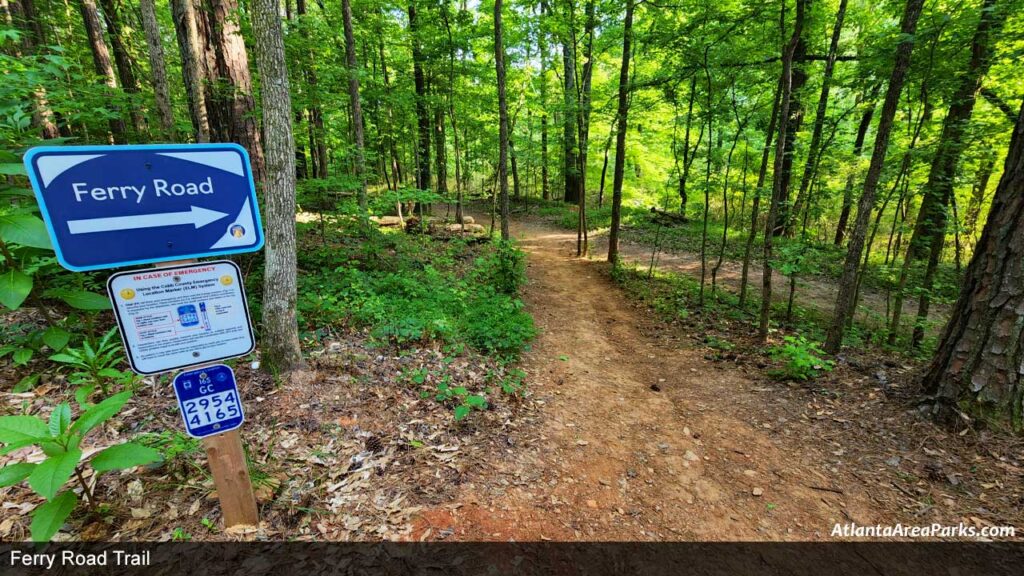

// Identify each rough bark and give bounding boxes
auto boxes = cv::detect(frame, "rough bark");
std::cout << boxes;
[79,0,127,143]
[99,0,146,136]
[250,0,304,372]
[922,101,1024,432]
[824,0,925,354]
[408,2,431,191]
[494,0,510,240]
[171,0,210,142]
[560,1,579,204]
[607,0,634,263]
[139,0,175,138]
[342,0,367,209]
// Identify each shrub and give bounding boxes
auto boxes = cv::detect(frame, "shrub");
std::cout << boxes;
[767,335,835,381]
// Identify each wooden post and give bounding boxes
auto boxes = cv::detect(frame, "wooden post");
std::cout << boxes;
[202,429,259,526]
[155,259,258,528]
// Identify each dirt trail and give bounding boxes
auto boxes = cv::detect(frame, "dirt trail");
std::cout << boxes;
[414,217,894,541]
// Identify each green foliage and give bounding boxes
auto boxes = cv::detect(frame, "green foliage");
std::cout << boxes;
[419,374,488,421]
[0,392,161,541]
[49,328,138,404]
[767,336,836,381]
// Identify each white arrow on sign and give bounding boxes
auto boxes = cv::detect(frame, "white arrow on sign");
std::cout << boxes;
[67,206,230,235]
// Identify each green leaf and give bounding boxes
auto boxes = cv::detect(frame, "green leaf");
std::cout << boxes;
[0,415,48,444]
[28,447,81,500]
[90,442,161,473]
[0,214,52,249]
[44,289,111,311]
[48,403,71,437]
[68,391,130,437]
[454,405,471,420]
[0,162,27,176]
[12,347,33,365]
[465,395,488,409]
[30,490,77,542]
[13,373,41,393]
[48,352,82,364]
[0,268,32,310]
[42,326,70,351]
[0,462,35,487]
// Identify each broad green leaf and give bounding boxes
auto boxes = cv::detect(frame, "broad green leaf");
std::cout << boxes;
[0,268,32,310]
[0,415,48,444]
[454,405,471,420]
[28,447,81,500]
[465,395,488,409]
[90,442,161,473]
[12,348,33,365]
[0,462,35,487]
[30,490,77,542]
[42,326,70,351]
[68,391,130,437]
[0,162,26,176]
[44,289,111,311]
[48,353,82,364]
[0,214,52,249]
[48,403,71,437]
[13,373,41,393]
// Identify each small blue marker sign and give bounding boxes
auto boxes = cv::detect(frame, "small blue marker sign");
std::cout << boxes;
[23,144,263,271]
[172,364,244,438]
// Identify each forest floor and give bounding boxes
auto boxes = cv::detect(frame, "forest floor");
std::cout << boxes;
[411,212,1023,541]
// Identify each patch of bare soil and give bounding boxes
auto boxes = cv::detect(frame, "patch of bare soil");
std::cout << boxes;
[411,215,1022,541]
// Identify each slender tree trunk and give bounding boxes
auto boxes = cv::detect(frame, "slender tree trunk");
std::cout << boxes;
[759,0,806,341]
[99,0,146,137]
[678,75,699,216]
[607,0,634,263]
[139,0,175,138]
[300,0,328,178]
[598,125,613,208]
[772,7,808,238]
[495,0,510,240]
[576,0,595,257]
[834,95,876,245]
[698,49,712,306]
[171,0,210,142]
[922,101,1024,432]
[824,0,925,354]
[250,0,303,372]
[539,0,550,201]
[7,0,59,139]
[739,75,782,308]
[560,1,579,204]
[79,0,127,143]
[409,3,431,191]
[964,154,994,241]
[788,0,847,233]
[341,0,367,210]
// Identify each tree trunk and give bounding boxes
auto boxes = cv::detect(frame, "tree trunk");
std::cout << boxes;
[901,0,1005,349]
[575,0,595,257]
[79,0,127,143]
[560,1,579,204]
[772,8,809,238]
[341,0,367,210]
[435,106,448,198]
[539,0,550,201]
[139,0,175,138]
[494,0,510,240]
[250,0,304,373]
[823,0,925,354]
[99,0,146,137]
[409,3,431,191]
[300,0,328,179]
[678,75,701,217]
[922,100,1024,432]
[834,95,876,245]
[7,0,59,139]
[788,0,847,233]
[607,0,634,263]
[171,0,210,142]
[759,0,806,341]
[964,154,994,240]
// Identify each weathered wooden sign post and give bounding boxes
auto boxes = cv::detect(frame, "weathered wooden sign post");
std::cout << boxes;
[24,144,264,527]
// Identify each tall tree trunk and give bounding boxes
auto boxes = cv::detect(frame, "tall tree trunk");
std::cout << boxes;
[139,0,175,138]
[538,0,550,201]
[560,0,579,204]
[834,94,876,245]
[99,0,146,137]
[899,0,1005,349]
[494,0,510,240]
[7,0,59,138]
[409,2,431,191]
[759,0,806,341]
[576,0,595,256]
[341,0,367,210]
[739,75,782,308]
[772,6,809,238]
[922,100,1024,432]
[79,0,127,143]
[607,0,634,263]
[171,0,210,142]
[964,154,994,239]
[788,0,847,233]
[301,0,329,178]
[824,0,925,354]
[678,75,702,216]
[250,0,303,372]
[435,106,448,198]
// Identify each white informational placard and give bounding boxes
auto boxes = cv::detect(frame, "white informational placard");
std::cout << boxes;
[107,260,255,374]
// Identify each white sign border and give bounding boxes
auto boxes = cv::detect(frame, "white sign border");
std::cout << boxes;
[107,259,256,375]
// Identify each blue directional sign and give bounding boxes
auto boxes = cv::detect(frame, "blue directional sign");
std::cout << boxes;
[172,364,244,438]
[23,144,264,271]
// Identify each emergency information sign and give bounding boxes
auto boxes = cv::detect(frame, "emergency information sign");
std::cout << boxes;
[172,364,244,438]
[107,260,255,374]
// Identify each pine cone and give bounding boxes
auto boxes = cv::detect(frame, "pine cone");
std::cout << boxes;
[364,435,384,454]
